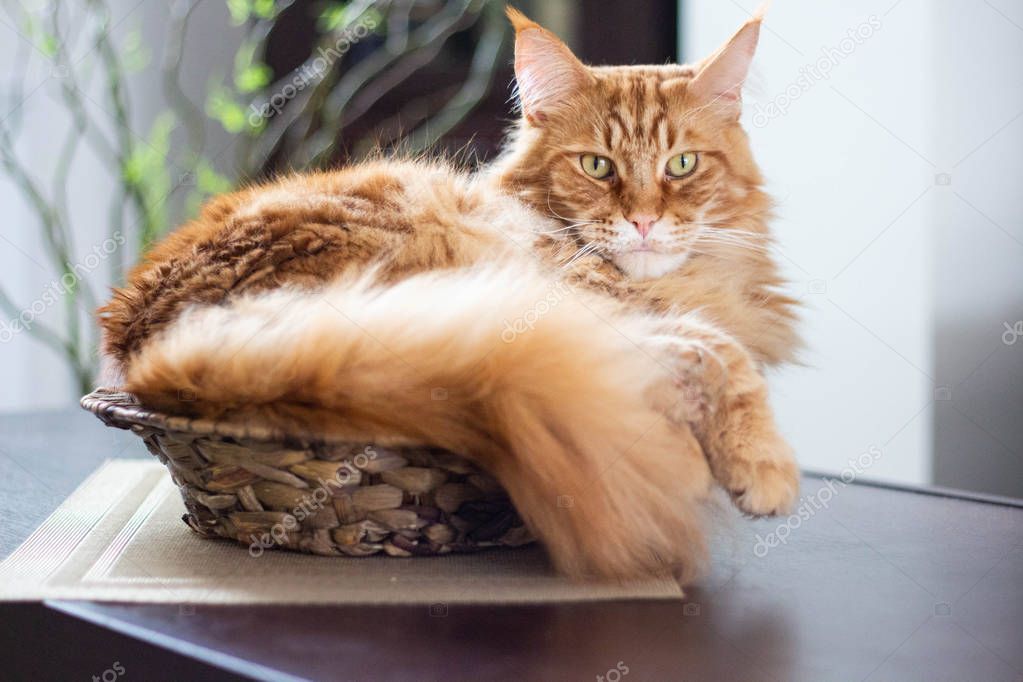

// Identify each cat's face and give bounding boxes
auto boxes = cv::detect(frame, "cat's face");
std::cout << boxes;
[502,9,767,281]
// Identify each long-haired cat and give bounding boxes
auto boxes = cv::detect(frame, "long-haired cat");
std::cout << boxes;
[99,7,799,581]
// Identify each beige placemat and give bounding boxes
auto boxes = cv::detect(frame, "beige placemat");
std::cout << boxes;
[0,460,683,604]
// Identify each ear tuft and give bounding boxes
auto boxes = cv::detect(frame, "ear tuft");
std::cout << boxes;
[751,0,772,21]
[505,6,540,33]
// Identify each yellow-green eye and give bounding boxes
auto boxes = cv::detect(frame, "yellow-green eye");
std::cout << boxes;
[666,152,698,178]
[580,154,614,179]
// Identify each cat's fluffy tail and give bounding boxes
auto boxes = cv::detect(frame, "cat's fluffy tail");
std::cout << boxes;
[123,264,711,580]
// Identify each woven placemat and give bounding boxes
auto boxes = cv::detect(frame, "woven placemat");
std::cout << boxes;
[0,460,684,604]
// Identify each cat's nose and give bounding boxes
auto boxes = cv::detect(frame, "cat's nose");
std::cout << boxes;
[628,213,658,238]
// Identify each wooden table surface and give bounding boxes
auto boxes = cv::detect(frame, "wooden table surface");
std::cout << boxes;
[1,408,1021,682]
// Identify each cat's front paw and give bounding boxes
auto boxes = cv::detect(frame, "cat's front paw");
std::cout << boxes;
[732,458,802,517]
[721,437,799,517]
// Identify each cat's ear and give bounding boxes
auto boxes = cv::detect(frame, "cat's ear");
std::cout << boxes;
[685,8,764,118]
[507,7,591,125]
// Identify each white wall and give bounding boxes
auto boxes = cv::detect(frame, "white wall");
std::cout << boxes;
[684,0,1023,491]
[930,1,1023,497]
[684,0,936,484]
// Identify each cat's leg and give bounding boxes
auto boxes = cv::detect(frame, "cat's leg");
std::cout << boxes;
[645,314,799,517]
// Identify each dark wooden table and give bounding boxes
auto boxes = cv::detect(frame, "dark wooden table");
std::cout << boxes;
[1,409,1021,682]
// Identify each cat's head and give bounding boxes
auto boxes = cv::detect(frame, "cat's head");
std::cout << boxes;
[498,7,770,281]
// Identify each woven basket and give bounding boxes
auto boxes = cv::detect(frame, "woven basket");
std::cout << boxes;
[81,388,534,558]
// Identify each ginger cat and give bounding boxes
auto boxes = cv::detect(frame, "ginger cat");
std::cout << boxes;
[99,8,800,581]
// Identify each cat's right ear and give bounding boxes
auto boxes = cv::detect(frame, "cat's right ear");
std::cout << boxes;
[507,7,591,126]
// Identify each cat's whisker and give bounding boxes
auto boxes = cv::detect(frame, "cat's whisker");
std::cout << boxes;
[537,192,599,235]
[695,230,765,244]
[560,241,603,269]
[690,227,771,254]
[564,242,600,263]
[693,225,767,241]
[552,239,583,258]
[695,232,769,248]
[692,224,770,240]
[717,229,771,242]
[695,236,769,251]
[544,190,586,225]
[534,220,597,236]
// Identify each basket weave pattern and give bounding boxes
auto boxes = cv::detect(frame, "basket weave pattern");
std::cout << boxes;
[81,389,534,558]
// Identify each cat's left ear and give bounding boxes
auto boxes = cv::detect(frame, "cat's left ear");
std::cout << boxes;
[684,8,764,118]
[507,7,592,126]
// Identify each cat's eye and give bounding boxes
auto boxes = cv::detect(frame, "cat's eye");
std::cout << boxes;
[666,152,698,178]
[580,154,615,180]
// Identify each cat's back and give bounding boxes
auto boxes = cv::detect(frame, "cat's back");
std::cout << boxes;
[99,159,538,369]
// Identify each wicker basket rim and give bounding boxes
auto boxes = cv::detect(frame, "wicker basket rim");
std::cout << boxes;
[80,387,426,448]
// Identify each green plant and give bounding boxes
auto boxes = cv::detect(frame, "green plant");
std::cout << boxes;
[0,0,507,395]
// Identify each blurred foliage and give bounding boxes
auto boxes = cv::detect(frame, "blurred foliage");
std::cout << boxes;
[0,0,508,395]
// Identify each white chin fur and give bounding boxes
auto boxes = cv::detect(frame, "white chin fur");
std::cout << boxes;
[613,250,690,280]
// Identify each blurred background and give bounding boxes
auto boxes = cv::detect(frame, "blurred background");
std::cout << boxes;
[1,0,1020,497]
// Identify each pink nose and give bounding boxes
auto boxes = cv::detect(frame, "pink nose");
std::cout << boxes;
[628,214,658,238]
